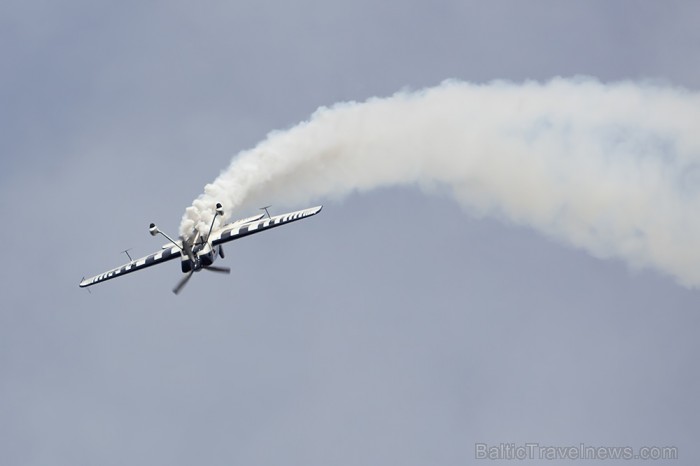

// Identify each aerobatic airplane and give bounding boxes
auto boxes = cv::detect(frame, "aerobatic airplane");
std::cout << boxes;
[79,203,323,294]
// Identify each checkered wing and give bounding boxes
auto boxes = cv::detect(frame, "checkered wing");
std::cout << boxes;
[211,205,323,246]
[79,246,182,288]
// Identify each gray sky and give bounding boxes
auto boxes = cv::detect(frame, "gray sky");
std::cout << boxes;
[2,1,699,465]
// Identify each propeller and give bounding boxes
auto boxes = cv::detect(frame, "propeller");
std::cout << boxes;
[172,234,198,294]
[173,270,194,295]
[204,266,231,274]
[172,266,230,294]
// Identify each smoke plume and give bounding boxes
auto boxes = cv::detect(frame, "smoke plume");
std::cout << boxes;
[181,78,700,286]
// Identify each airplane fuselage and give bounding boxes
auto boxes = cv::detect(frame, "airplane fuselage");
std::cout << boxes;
[181,242,220,273]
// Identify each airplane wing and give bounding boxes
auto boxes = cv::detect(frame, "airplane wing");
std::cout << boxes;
[79,245,182,288]
[79,205,322,290]
[211,205,323,246]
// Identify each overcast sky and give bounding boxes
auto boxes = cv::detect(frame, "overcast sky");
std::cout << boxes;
[2,1,699,465]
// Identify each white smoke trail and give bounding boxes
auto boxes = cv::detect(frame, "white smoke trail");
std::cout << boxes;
[181,78,700,286]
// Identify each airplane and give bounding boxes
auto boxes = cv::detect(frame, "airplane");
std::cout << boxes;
[79,203,323,294]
